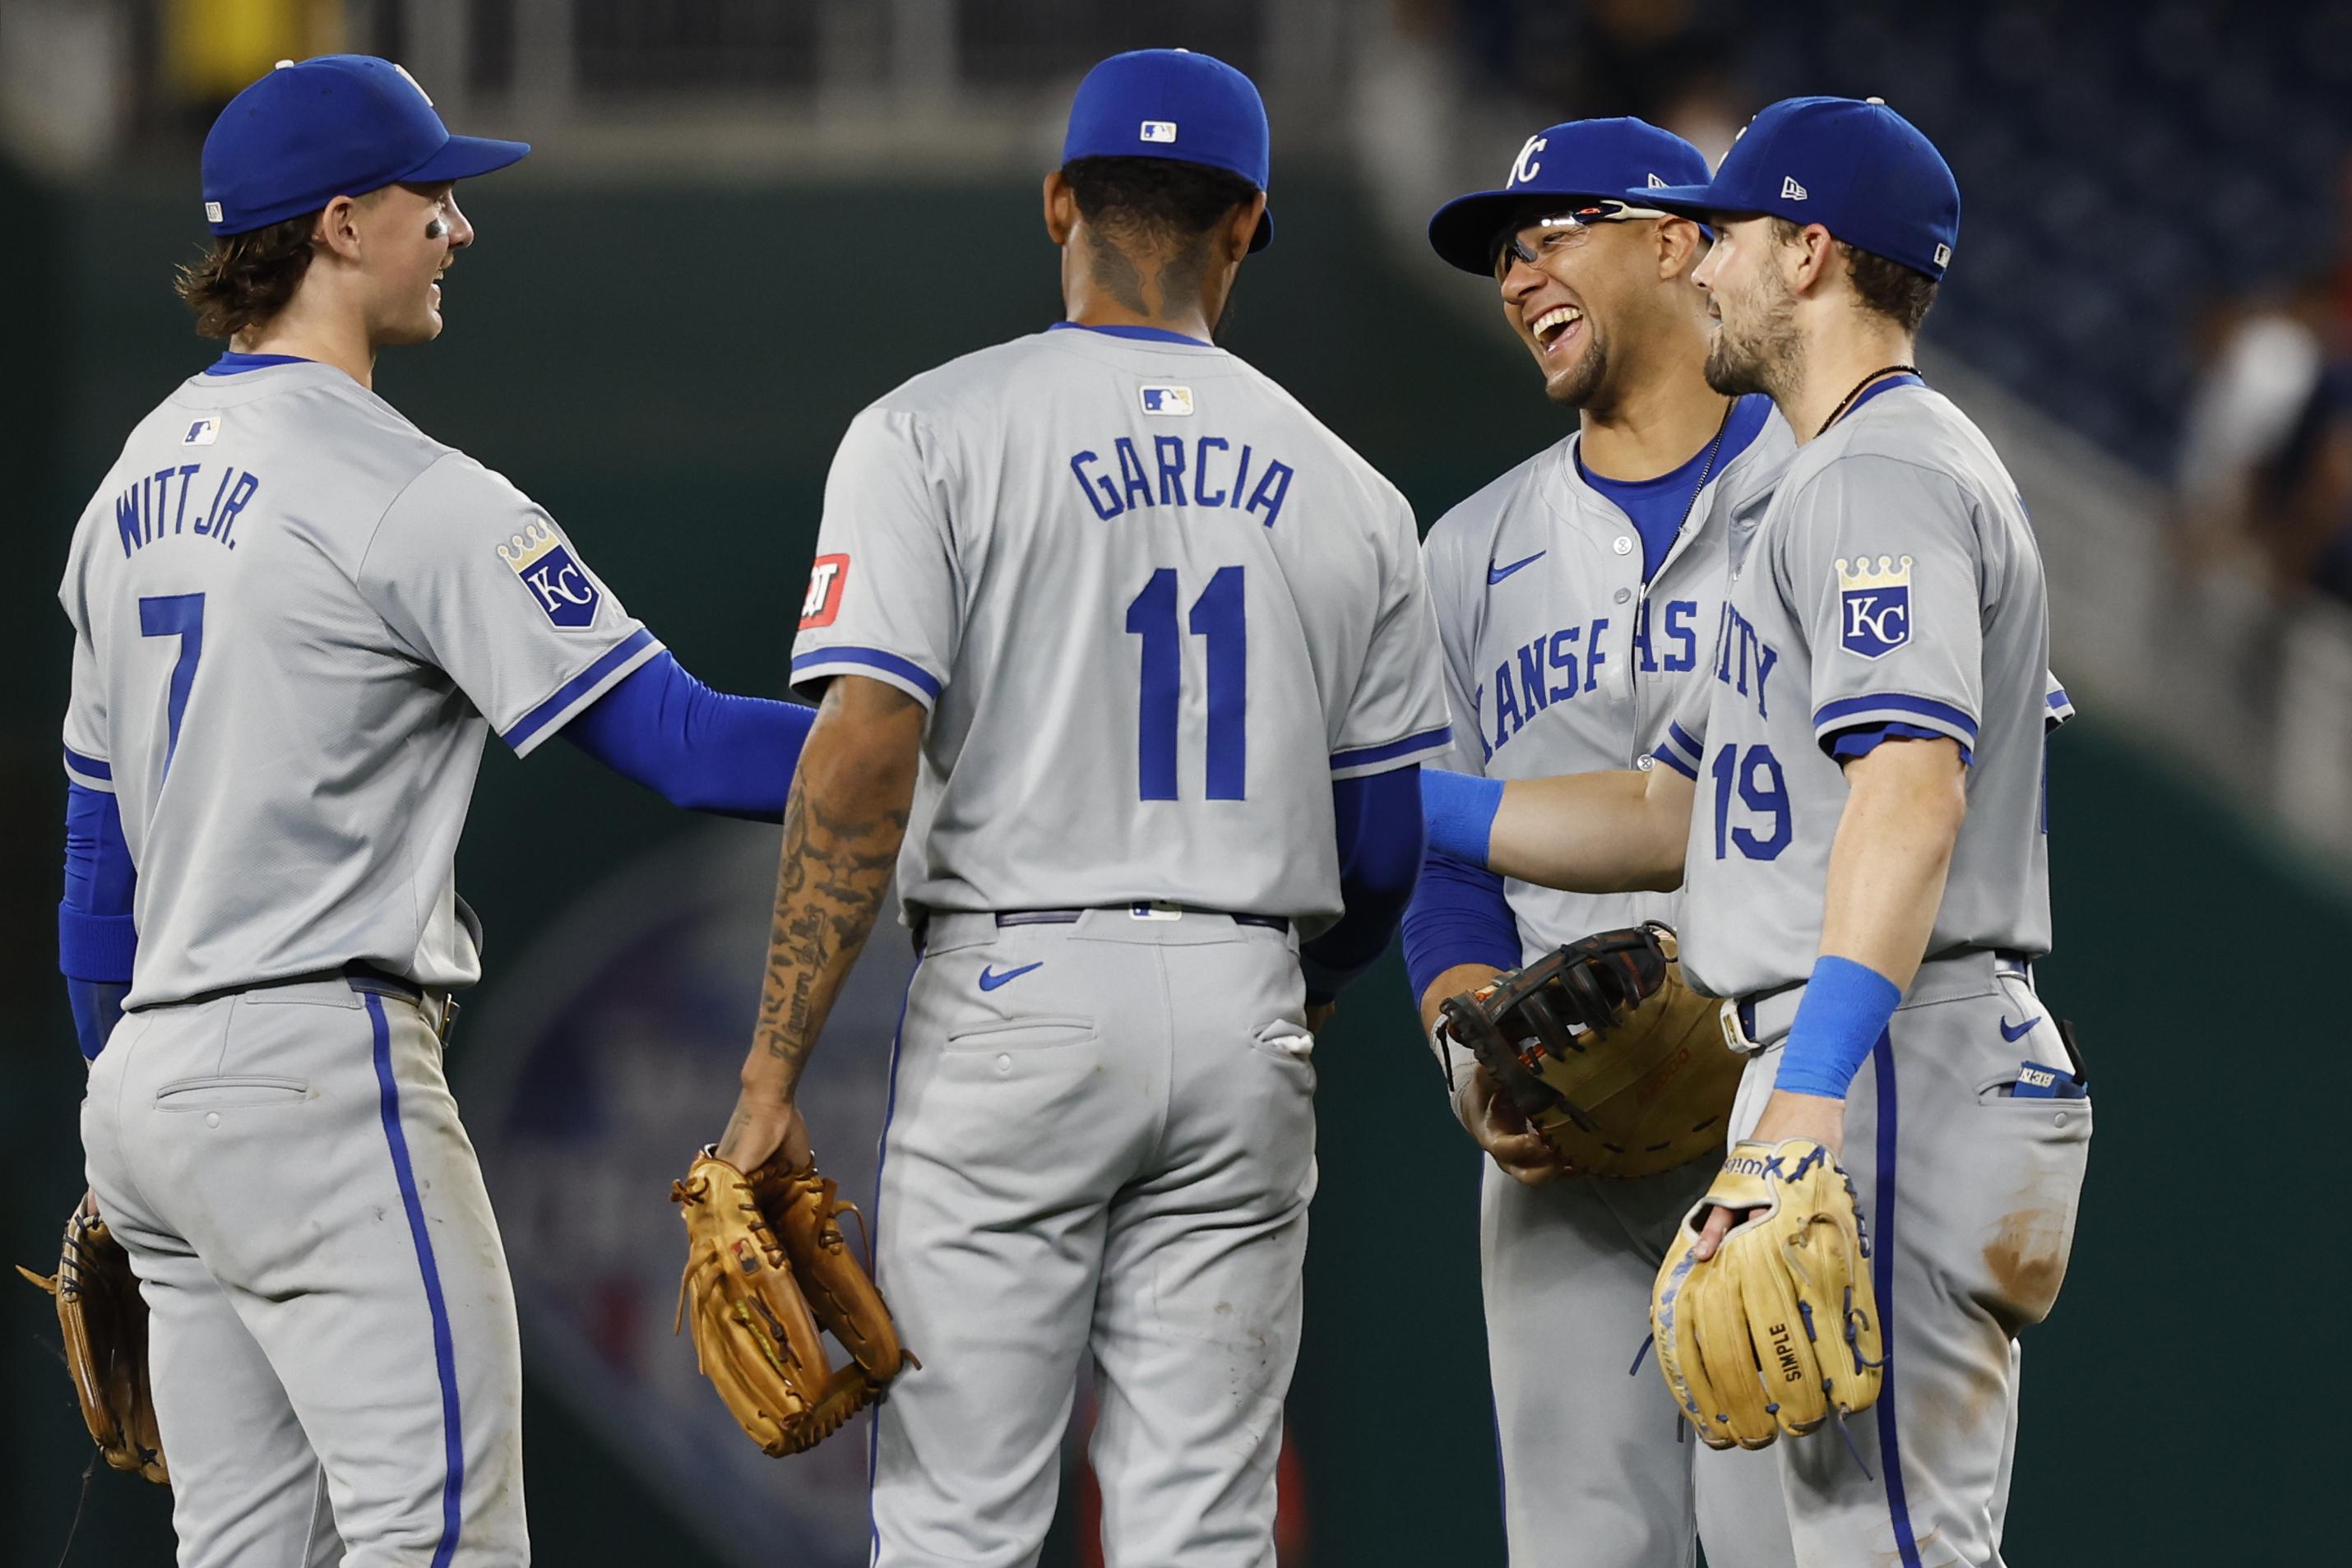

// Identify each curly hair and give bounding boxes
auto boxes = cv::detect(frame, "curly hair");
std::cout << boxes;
[173,213,320,340]
[1769,216,1938,335]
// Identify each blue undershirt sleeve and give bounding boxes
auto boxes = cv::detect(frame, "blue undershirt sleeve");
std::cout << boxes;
[561,650,815,821]
[1299,765,1427,1005]
[60,781,137,1059]
[1401,849,1521,1004]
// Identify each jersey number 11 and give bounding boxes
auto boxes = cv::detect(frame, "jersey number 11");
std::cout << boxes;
[1126,566,1246,801]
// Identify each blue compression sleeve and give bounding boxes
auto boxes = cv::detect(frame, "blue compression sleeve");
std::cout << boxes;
[562,650,814,821]
[1300,765,1427,1005]
[61,781,137,1058]
[1422,768,1503,866]
[1777,955,1904,1100]
[1401,851,1519,1002]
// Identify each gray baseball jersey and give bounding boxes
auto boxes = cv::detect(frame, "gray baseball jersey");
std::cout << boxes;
[1424,394,1792,955]
[789,324,1453,928]
[1422,394,1801,1568]
[58,359,659,1007]
[1660,378,2058,1002]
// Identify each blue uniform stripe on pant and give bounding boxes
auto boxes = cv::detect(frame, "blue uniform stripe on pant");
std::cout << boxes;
[367,994,465,1567]
[1870,1029,1923,1568]
[867,959,922,1563]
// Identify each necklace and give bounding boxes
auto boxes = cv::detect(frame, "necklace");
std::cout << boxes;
[1815,363,1919,439]
[1671,398,1736,539]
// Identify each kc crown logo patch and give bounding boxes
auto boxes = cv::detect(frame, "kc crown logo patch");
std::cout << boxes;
[498,519,601,629]
[801,553,850,629]
[1836,555,1913,659]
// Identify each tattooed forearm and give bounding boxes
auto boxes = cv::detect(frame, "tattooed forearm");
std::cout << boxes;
[741,677,924,1102]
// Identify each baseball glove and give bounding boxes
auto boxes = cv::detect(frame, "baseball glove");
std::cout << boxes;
[1649,1138,1884,1449]
[1436,923,1744,1177]
[673,1147,915,1456]
[16,1191,168,1483]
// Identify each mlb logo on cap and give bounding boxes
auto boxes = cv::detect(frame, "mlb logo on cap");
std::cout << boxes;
[1140,121,1178,143]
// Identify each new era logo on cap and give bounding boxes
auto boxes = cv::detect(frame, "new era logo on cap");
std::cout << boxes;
[1646,173,1666,187]
[1781,175,1808,200]
[1933,242,1952,266]
[1140,120,1178,143]
[205,201,222,222]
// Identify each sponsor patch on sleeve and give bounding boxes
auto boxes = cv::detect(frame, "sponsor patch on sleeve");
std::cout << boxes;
[800,553,850,630]
[1836,554,1913,659]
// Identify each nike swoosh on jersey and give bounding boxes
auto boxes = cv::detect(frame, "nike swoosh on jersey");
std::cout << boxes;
[1488,551,1546,584]
[1998,1015,2040,1043]
[978,962,1044,992]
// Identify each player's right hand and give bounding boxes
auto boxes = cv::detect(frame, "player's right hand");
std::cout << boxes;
[714,1091,812,1174]
[1456,1065,1570,1186]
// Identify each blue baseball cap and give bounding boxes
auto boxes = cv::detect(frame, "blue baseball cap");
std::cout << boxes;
[1428,118,1711,275]
[1633,96,1959,280]
[201,55,530,237]
[1062,49,1273,252]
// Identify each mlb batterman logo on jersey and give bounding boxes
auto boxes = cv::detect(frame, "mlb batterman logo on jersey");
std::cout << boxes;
[498,518,602,629]
[1836,554,1913,659]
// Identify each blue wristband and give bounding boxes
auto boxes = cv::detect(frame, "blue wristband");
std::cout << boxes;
[58,904,138,983]
[1776,955,1902,1100]
[1421,770,1503,867]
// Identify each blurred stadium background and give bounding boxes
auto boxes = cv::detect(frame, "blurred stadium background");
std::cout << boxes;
[1,0,2338,1561]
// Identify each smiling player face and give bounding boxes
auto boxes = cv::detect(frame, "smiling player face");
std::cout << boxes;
[361,180,472,346]
[1493,206,1662,408]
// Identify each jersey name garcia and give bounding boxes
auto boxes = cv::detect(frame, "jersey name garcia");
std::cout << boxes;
[58,361,657,1006]
[1664,382,2058,1001]
[789,325,1451,930]
[1422,396,1794,959]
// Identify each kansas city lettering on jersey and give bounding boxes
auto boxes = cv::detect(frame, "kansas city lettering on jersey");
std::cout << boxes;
[1067,435,1295,527]
[1486,617,1609,755]
[1629,597,1701,674]
[1712,600,1780,719]
[111,464,262,557]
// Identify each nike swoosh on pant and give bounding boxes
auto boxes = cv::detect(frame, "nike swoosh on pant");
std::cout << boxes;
[978,962,1043,992]
[1998,1015,2040,1043]
[1488,551,1545,584]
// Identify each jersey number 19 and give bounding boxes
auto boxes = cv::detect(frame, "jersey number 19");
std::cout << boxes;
[1126,566,1246,801]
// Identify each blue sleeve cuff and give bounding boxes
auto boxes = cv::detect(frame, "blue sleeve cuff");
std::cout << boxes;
[1422,769,1502,867]
[1401,851,1519,1001]
[1829,720,1975,768]
[59,905,137,983]
[1777,955,1902,1099]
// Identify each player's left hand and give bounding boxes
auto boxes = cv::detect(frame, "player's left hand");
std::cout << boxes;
[1691,1088,1845,1260]
[714,1091,812,1173]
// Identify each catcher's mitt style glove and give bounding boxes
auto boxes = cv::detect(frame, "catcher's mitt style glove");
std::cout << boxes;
[1436,923,1745,1177]
[17,1190,168,1483]
[674,1147,916,1455]
[1650,1138,1884,1449]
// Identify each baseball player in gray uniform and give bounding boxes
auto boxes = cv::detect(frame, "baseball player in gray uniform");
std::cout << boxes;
[1405,118,1798,1568]
[56,58,815,1565]
[1423,99,2089,1567]
[701,50,1448,1568]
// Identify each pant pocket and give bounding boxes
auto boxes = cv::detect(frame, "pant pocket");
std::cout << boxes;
[154,1075,313,1111]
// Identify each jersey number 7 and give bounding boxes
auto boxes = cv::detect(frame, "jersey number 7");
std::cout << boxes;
[139,593,206,777]
[1126,566,1245,801]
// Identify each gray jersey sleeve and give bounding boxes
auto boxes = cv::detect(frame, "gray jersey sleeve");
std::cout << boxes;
[789,405,960,709]
[62,580,112,791]
[1777,456,1984,760]
[357,453,659,756]
[1653,661,1711,783]
[1419,520,1491,776]
[1330,494,1452,779]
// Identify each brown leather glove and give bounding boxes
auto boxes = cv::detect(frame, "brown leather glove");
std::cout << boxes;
[1436,923,1745,1177]
[673,1148,916,1455]
[18,1190,168,1483]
